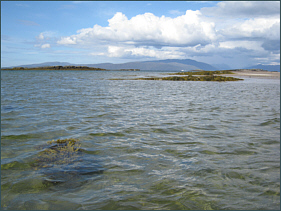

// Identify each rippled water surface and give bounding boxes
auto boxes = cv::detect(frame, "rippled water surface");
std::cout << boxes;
[1,70,280,210]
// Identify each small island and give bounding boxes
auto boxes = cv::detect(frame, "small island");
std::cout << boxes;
[130,70,244,82]
[125,69,279,81]
[1,65,107,71]
[1,66,143,71]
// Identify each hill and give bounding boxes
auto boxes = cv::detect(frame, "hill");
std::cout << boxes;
[4,59,216,72]
[11,62,73,68]
[2,60,279,72]
[146,59,216,71]
[90,59,216,71]
[245,64,280,72]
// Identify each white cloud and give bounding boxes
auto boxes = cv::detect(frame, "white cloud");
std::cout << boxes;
[57,10,217,47]
[54,1,279,66]
[254,52,280,65]
[219,41,265,52]
[57,37,77,45]
[107,46,125,57]
[90,52,105,56]
[38,33,44,40]
[106,45,185,59]
[201,1,280,17]
[220,17,280,40]
[36,31,58,41]
[35,44,50,49]
[41,44,50,49]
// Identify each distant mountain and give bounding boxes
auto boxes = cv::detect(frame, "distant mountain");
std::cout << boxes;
[7,61,73,68]
[212,63,232,70]
[245,64,280,72]
[91,61,200,71]
[85,59,217,71]
[4,59,217,72]
[4,60,279,72]
[146,59,217,71]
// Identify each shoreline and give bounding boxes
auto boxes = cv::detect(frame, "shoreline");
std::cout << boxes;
[2,67,280,79]
[219,70,280,79]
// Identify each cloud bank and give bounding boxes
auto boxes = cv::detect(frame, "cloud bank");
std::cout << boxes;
[51,1,279,67]
[57,10,217,47]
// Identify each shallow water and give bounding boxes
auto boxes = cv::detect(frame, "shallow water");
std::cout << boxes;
[1,70,280,210]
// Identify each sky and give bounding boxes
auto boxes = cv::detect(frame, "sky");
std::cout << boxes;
[1,1,280,68]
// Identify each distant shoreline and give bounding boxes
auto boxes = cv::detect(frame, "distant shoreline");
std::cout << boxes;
[220,69,280,79]
[1,65,140,71]
[1,66,279,79]
[1,65,107,71]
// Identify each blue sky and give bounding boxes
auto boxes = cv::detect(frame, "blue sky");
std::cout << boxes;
[1,1,280,68]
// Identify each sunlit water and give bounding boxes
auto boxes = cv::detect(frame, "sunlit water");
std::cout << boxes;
[1,70,280,210]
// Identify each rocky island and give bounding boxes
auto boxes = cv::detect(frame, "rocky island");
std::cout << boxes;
[126,69,279,81]
[1,66,143,71]
[1,65,107,71]
[130,70,244,81]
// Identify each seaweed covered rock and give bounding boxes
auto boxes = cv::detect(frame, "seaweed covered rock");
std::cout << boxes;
[2,138,104,177]
[31,138,104,184]
[33,138,82,169]
[2,138,104,191]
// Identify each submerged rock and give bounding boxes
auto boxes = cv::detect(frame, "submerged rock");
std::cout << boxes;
[1,138,104,192]
[32,139,104,178]
[33,138,82,168]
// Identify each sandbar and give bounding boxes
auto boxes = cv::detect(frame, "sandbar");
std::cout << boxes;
[219,70,280,79]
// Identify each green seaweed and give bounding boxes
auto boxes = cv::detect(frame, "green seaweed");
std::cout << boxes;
[1,161,31,170]
[125,70,242,81]
[32,138,82,169]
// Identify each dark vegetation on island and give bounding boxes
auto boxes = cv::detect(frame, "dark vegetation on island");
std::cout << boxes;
[1,65,141,71]
[130,70,243,82]
[135,75,243,81]
[1,66,107,71]
[136,75,242,81]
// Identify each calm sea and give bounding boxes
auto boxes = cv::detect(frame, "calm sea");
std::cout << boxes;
[1,70,280,210]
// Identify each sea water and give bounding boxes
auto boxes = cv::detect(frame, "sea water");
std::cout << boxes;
[1,70,280,210]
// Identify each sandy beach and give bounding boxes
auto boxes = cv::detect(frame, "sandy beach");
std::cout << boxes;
[219,70,280,79]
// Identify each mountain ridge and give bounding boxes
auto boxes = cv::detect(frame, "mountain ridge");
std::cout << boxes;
[0,59,217,71]
[2,59,280,72]
[245,64,280,72]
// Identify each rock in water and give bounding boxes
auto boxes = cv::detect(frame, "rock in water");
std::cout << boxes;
[31,138,104,185]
